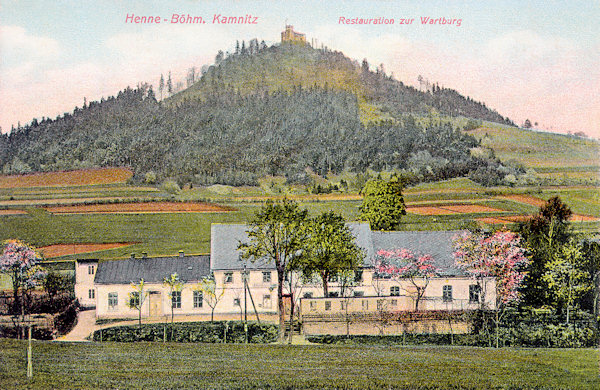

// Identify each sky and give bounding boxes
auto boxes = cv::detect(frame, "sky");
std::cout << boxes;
[1,0,599,138]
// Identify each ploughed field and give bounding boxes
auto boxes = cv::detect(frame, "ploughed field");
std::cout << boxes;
[0,340,597,389]
[0,167,132,188]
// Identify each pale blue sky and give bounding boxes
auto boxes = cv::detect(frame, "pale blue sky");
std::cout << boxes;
[1,0,599,136]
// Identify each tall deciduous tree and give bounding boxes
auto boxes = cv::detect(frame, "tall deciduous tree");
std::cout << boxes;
[359,176,406,231]
[453,230,529,347]
[295,211,364,297]
[0,240,46,334]
[518,196,572,307]
[542,240,590,324]
[375,249,439,311]
[238,198,308,343]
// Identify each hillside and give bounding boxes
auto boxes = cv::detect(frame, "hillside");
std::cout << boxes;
[0,41,526,187]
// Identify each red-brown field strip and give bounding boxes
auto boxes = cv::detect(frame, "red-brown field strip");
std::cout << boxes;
[0,209,27,215]
[406,204,503,215]
[499,194,546,207]
[0,167,133,188]
[45,201,234,214]
[478,213,598,225]
[440,204,504,213]
[405,206,457,215]
[40,243,134,258]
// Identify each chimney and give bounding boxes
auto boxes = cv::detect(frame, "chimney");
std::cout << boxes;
[130,253,135,259]
[179,250,184,257]
[142,252,148,259]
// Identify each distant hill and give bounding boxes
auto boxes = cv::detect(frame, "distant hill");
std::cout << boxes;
[1,41,524,186]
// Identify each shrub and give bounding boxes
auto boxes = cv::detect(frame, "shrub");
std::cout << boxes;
[92,321,278,343]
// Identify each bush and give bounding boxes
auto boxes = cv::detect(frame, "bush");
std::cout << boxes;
[54,301,79,335]
[0,325,54,340]
[92,321,278,343]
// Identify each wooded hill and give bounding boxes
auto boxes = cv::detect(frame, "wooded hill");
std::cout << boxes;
[0,41,519,186]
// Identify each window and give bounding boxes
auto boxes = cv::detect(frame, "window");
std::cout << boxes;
[390,299,397,307]
[193,291,203,308]
[88,289,95,299]
[340,301,347,310]
[129,292,140,307]
[328,292,339,298]
[353,291,364,297]
[377,299,385,311]
[233,298,240,307]
[390,286,400,296]
[263,294,272,309]
[362,300,369,310]
[309,301,317,311]
[224,272,233,283]
[88,265,95,275]
[108,292,118,309]
[354,270,363,282]
[262,271,271,283]
[442,285,453,302]
[469,284,481,303]
[303,292,313,299]
[171,291,181,309]
[324,301,331,311]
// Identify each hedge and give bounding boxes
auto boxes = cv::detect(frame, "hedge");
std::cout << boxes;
[92,321,278,343]
[307,323,598,348]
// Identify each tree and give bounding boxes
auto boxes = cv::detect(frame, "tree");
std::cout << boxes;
[359,176,406,231]
[163,273,184,327]
[159,74,164,100]
[523,119,532,128]
[542,240,590,324]
[375,249,439,311]
[238,198,308,343]
[295,211,364,297]
[518,196,572,307]
[195,276,224,321]
[453,230,529,347]
[0,240,46,334]
[166,71,173,96]
[43,271,73,298]
[127,279,149,327]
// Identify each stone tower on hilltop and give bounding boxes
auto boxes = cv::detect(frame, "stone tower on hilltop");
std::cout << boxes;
[281,25,306,44]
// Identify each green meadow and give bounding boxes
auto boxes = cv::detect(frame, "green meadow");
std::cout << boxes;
[0,340,598,389]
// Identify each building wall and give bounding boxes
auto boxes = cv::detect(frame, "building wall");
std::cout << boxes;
[96,282,212,319]
[74,260,98,308]
[281,25,306,44]
[92,268,496,320]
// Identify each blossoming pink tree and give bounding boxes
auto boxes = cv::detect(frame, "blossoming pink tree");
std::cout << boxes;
[0,240,46,330]
[375,248,439,311]
[453,230,529,347]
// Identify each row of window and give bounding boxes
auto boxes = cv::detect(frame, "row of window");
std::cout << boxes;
[224,271,272,284]
[223,271,365,284]
[106,291,205,310]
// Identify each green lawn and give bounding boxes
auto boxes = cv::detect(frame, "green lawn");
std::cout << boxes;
[0,340,597,389]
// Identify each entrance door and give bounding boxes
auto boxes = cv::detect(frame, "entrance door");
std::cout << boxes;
[149,291,162,317]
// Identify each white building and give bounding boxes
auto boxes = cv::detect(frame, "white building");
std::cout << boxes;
[75,224,496,322]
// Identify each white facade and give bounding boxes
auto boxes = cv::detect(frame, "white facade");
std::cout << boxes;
[74,259,97,308]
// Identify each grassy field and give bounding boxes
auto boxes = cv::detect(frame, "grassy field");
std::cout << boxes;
[0,340,597,389]
[467,125,599,169]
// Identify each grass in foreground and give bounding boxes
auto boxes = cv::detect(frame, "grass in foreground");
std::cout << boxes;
[0,340,598,389]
